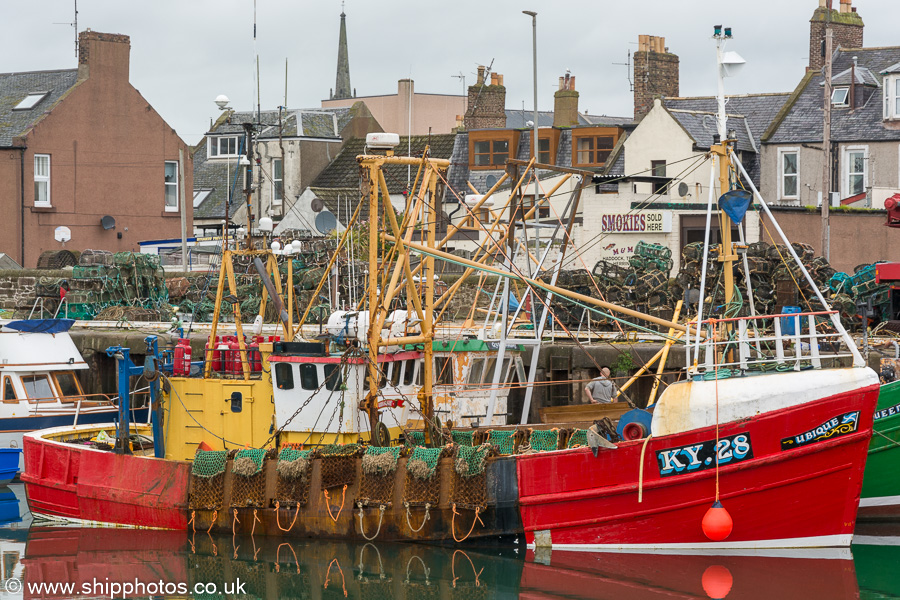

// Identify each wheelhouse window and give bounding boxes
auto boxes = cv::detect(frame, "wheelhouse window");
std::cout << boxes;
[53,372,82,399]
[273,158,284,206]
[208,136,240,158]
[164,161,178,212]
[274,363,294,389]
[21,375,54,402]
[469,132,518,169]
[403,359,416,386]
[323,364,342,392]
[389,362,402,387]
[778,148,799,200]
[2,376,16,403]
[434,356,454,386]
[467,358,484,385]
[572,128,618,167]
[299,364,319,390]
[34,154,50,206]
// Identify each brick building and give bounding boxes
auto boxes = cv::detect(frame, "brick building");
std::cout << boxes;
[0,30,192,267]
[633,35,680,121]
[808,0,864,72]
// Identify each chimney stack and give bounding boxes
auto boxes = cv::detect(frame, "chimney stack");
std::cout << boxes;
[464,65,507,130]
[633,35,679,121]
[809,0,864,72]
[553,72,579,128]
[77,29,131,81]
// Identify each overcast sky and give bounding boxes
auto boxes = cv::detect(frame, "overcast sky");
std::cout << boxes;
[5,1,896,145]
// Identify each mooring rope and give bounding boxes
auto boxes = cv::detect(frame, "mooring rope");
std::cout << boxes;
[324,484,349,523]
[638,434,653,503]
[274,500,300,532]
[356,503,386,541]
[404,501,431,533]
[451,503,484,543]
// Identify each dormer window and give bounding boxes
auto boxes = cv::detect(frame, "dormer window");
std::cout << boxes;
[207,135,240,158]
[831,88,849,107]
[13,92,48,111]
[884,76,900,120]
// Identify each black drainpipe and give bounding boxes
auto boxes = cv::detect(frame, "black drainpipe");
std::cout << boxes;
[19,148,25,267]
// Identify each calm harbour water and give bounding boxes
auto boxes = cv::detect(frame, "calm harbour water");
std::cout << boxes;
[0,483,898,600]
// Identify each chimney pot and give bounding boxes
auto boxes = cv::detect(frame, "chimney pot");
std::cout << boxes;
[570,76,576,90]
[498,74,504,86]
[477,65,485,85]
[490,72,499,86]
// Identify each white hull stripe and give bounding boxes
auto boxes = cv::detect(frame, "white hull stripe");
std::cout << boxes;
[859,495,900,508]
[526,533,852,554]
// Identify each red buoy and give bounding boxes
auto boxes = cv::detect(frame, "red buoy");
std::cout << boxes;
[701,501,733,541]
[701,565,733,599]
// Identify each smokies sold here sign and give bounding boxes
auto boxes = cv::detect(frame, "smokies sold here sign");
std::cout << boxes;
[600,211,672,234]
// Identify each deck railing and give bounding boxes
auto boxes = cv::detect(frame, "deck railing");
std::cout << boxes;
[687,310,863,374]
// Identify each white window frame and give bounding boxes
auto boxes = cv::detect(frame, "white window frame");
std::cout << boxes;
[164,161,179,212]
[777,147,800,201]
[207,136,240,158]
[272,158,283,206]
[842,145,869,200]
[831,88,849,107]
[884,76,900,121]
[14,92,48,111]
[34,154,51,207]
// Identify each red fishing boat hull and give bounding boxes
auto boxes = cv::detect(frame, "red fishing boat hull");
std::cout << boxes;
[20,425,190,530]
[517,383,879,549]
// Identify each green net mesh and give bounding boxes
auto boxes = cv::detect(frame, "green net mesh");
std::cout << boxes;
[319,443,360,456]
[455,444,491,478]
[233,448,267,476]
[405,431,426,447]
[567,429,588,449]
[279,448,313,462]
[361,446,402,476]
[451,430,475,447]
[192,450,228,478]
[529,429,560,452]
[487,430,516,455]
[408,446,443,479]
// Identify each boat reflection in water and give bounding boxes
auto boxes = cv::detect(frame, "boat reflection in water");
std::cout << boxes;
[4,525,899,599]
[854,523,900,600]
[522,548,859,600]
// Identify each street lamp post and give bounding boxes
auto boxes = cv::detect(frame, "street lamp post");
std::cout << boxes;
[523,10,539,266]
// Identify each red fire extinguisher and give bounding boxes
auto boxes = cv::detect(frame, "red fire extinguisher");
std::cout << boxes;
[174,338,192,376]
[249,338,261,372]
[228,338,241,376]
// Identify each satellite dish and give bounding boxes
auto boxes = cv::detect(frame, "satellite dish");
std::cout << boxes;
[54,226,71,243]
[315,211,337,235]
[678,182,689,197]
[485,175,498,189]
[310,198,325,213]
[100,215,116,230]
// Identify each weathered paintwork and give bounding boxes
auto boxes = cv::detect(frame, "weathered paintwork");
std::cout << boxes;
[652,367,879,437]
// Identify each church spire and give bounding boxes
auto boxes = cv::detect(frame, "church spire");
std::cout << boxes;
[332,5,353,100]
